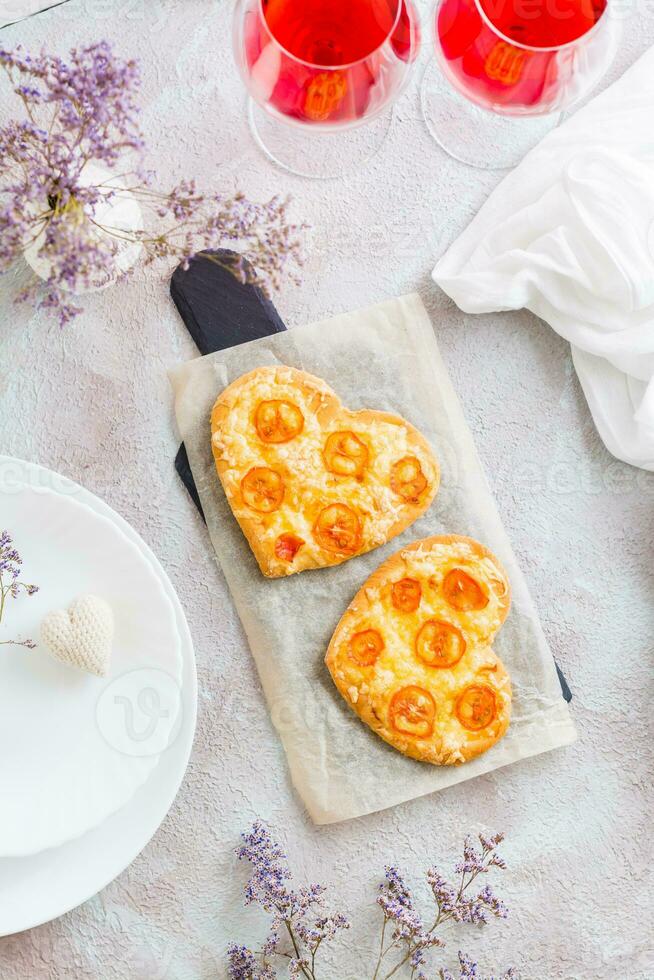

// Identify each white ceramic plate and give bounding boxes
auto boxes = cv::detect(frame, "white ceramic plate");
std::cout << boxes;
[0,482,183,857]
[0,456,197,935]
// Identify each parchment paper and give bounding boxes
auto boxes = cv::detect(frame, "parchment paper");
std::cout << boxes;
[169,293,577,824]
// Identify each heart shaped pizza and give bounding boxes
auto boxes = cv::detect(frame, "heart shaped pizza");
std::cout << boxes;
[210,366,439,577]
[325,535,512,765]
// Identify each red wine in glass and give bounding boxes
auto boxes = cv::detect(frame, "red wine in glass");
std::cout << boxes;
[435,0,613,115]
[264,0,398,65]
[237,0,419,129]
[481,0,605,46]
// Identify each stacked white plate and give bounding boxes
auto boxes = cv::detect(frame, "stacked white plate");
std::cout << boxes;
[0,457,197,936]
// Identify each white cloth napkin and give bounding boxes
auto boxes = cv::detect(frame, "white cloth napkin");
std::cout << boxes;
[433,46,654,471]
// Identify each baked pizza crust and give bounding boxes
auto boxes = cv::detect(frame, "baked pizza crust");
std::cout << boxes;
[325,535,512,765]
[210,365,440,577]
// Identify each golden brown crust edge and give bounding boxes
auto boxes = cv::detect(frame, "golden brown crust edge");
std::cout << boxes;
[210,366,440,577]
[210,381,273,578]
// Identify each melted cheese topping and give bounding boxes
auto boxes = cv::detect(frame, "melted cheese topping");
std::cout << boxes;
[212,367,438,574]
[329,539,511,765]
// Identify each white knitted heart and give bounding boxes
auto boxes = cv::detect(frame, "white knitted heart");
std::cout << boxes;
[40,595,114,677]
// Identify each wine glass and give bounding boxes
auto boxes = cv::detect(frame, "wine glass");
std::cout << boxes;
[233,0,421,179]
[421,0,621,169]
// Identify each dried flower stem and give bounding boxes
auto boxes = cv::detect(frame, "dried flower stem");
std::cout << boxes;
[0,530,39,650]
[378,840,505,979]
[228,822,514,980]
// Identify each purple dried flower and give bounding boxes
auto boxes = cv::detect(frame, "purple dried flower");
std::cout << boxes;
[234,821,349,978]
[479,833,505,851]
[0,530,39,650]
[0,43,305,325]
[458,951,480,979]
[229,823,513,980]
[476,884,509,920]
[226,944,277,980]
[261,929,280,959]
[295,910,350,947]
[378,866,439,948]
[427,868,459,917]
[288,959,311,978]
[455,836,491,877]
[227,944,257,980]
[428,831,508,926]
[440,951,517,980]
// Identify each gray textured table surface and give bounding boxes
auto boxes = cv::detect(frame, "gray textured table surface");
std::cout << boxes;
[0,2,652,978]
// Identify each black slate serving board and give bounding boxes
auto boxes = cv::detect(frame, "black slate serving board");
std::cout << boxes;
[169,250,572,703]
[171,249,286,520]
